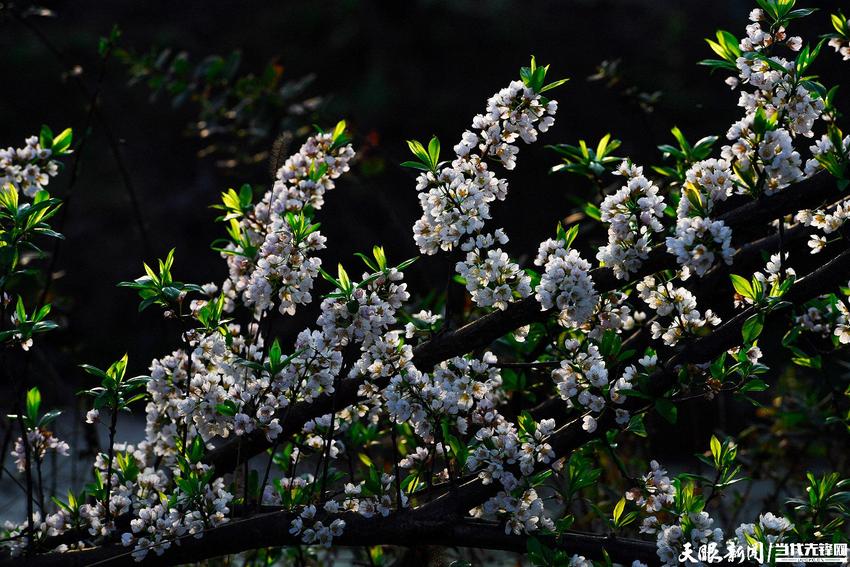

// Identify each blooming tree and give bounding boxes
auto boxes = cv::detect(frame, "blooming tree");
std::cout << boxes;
[3,1,850,566]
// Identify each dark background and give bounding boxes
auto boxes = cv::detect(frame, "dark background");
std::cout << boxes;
[0,0,845,415]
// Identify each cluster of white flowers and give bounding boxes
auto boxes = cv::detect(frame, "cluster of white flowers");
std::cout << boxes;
[735,512,795,549]
[0,135,60,197]
[382,347,561,534]
[721,11,820,199]
[666,216,734,279]
[795,295,850,344]
[470,422,558,535]
[317,269,409,348]
[795,303,838,338]
[828,36,850,61]
[11,428,69,472]
[804,132,850,177]
[721,118,803,195]
[550,343,654,434]
[384,352,500,438]
[534,238,597,327]
[667,159,737,278]
[470,415,556,485]
[460,79,556,169]
[270,132,355,213]
[480,488,554,535]
[403,309,442,340]
[797,295,850,345]
[680,159,735,214]
[287,506,346,548]
[626,460,676,519]
[550,340,607,430]
[626,456,798,567]
[242,218,326,315]
[796,198,850,254]
[740,11,802,53]
[586,290,642,340]
[625,461,724,566]
[1,507,93,557]
[221,131,354,316]
[412,78,556,309]
[121,461,232,560]
[412,162,506,254]
[596,161,667,279]
[144,323,272,458]
[637,276,721,346]
[455,230,532,310]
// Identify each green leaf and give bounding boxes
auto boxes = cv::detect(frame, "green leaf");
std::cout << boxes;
[540,77,569,93]
[39,125,54,150]
[740,378,768,393]
[730,275,754,299]
[406,139,429,166]
[427,136,440,170]
[337,263,351,292]
[655,399,678,424]
[710,435,722,465]
[51,128,73,154]
[741,313,764,343]
[26,387,41,424]
[562,224,579,249]
[584,202,601,221]
[612,496,626,525]
[332,120,347,143]
[400,161,431,172]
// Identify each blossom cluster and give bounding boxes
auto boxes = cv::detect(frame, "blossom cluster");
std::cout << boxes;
[287,506,346,548]
[627,459,794,566]
[724,11,815,194]
[455,230,531,310]
[721,120,803,194]
[585,290,643,341]
[221,131,354,316]
[596,161,666,280]
[534,238,597,328]
[829,36,850,61]
[11,428,69,472]
[795,295,850,345]
[270,132,356,213]
[412,78,557,309]
[666,216,733,279]
[120,458,232,560]
[0,135,60,197]
[637,276,721,346]
[626,460,676,518]
[383,350,562,534]
[804,132,850,177]
[666,159,736,278]
[796,198,850,254]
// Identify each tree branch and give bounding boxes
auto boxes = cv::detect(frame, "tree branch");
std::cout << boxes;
[4,511,657,567]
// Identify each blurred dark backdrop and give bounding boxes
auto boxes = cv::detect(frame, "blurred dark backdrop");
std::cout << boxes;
[0,0,845,418]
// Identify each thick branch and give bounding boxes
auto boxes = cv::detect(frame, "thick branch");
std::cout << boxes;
[3,510,657,567]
